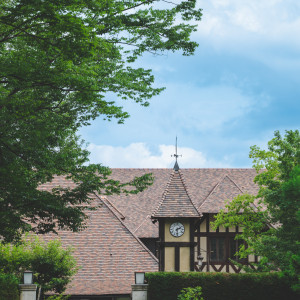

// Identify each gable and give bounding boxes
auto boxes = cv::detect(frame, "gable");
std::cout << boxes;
[199,175,244,213]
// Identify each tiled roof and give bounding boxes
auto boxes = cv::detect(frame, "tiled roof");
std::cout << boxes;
[152,170,201,218]
[37,168,259,296]
[133,214,158,237]
[106,168,258,237]
[42,194,158,296]
[199,175,244,213]
[39,169,258,239]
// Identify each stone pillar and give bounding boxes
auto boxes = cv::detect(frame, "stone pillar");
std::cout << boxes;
[131,284,148,300]
[19,284,37,300]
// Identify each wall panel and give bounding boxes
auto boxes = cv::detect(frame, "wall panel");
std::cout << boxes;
[165,247,175,271]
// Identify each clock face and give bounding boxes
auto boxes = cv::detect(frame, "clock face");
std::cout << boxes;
[170,222,185,237]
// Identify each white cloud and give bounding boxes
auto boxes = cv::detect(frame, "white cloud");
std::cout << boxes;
[87,143,230,168]
[195,0,300,50]
[85,82,271,144]
[226,6,261,32]
[157,83,269,132]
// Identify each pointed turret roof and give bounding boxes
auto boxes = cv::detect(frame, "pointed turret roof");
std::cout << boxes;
[199,174,244,213]
[152,169,201,218]
[174,160,179,171]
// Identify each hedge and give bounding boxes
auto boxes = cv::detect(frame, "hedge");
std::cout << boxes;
[146,272,299,300]
[0,273,19,300]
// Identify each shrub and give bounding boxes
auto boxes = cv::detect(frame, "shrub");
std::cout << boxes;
[146,272,299,300]
[0,272,19,300]
[45,295,70,300]
[178,286,204,300]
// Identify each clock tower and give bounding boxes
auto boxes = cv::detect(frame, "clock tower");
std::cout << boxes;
[151,161,201,272]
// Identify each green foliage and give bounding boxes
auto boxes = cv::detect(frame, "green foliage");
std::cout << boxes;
[213,130,300,290]
[0,0,202,242]
[178,286,204,300]
[46,295,70,300]
[0,235,77,294]
[146,272,298,300]
[212,193,268,258]
[0,272,19,300]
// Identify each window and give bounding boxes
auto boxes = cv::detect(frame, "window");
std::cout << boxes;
[208,236,246,263]
[229,238,245,262]
[209,237,225,262]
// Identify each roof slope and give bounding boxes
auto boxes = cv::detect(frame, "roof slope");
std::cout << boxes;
[39,168,259,239]
[106,168,258,237]
[152,170,200,218]
[42,194,158,296]
[199,175,244,213]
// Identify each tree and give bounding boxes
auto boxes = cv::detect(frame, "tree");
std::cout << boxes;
[0,235,77,296]
[0,273,19,300]
[213,130,300,290]
[0,1,202,242]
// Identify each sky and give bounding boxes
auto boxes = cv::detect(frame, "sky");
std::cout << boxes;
[80,0,300,169]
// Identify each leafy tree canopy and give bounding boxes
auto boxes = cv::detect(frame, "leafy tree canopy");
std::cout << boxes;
[213,130,300,290]
[0,235,77,294]
[0,0,202,242]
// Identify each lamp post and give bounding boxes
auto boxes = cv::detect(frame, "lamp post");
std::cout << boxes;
[135,272,145,284]
[197,248,207,271]
[197,254,204,269]
[23,270,33,284]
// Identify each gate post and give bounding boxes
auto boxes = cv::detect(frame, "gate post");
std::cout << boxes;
[19,284,37,300]
[19,271,37,300]
[131,284,148,300]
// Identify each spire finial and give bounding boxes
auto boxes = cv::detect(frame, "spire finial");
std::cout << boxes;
[171,136,182,170]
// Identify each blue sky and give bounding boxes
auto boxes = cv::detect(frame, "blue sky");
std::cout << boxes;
[80,0,300,168]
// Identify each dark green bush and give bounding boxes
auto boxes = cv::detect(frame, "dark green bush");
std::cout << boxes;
[0,272,19,300]
[146,272,298,300]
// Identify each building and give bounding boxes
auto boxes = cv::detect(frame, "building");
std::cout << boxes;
[41,163,260,299]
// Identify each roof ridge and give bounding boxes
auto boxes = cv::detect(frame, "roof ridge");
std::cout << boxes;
[95,193,158,263]
[178,170,201,216]
[198,174,245,211]
[151,169,175,218]
[224,174,244,194]
[199,176,223,210]
[100,195,126,220]
[133,214,157,235]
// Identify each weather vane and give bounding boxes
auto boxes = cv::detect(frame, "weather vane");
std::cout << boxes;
[171,136,182,170]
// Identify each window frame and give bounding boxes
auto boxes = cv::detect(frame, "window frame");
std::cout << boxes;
[209,236,226,263]
[208,235,246,264]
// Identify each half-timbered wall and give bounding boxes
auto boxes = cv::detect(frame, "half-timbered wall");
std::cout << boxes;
[194,213,257,273]
[157,214,258,273]
[159,218,196,272]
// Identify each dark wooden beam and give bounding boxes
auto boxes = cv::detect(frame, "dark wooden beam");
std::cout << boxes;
[195,232,238,237]
[206,214,209,233]
[159,219,165,271]
[160,242,197,247]
[190,218,195,271]
[175,246,180,271]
